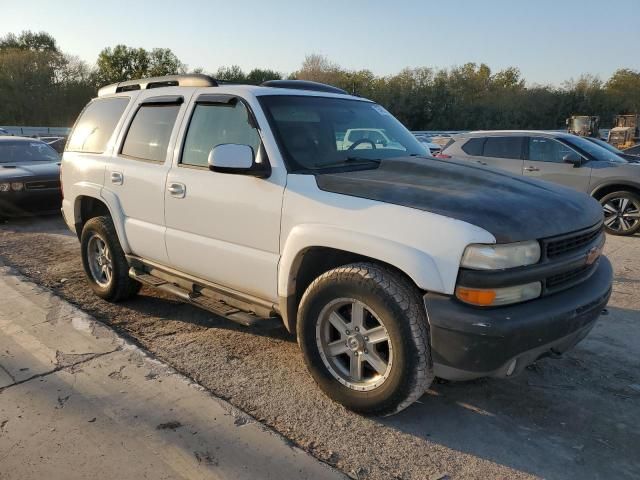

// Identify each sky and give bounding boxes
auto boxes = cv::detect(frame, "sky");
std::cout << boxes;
[2,0,639,85]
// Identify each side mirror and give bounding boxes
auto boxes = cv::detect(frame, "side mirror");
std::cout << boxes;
[208,144,270,178]
[563,151,582,167]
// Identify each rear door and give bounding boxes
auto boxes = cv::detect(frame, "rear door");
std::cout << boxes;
[523,136,592,192]
[106,91,190,264]
[474,136,525,174]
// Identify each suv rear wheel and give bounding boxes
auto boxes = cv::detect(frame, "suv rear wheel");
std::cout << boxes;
[297,262,433,415]
[81,216,141,301]
[600,191,640,236]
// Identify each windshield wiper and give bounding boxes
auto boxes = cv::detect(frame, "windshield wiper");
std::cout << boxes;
[316,157,382,169]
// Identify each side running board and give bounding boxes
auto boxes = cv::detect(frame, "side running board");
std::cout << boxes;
[129,268,281,329]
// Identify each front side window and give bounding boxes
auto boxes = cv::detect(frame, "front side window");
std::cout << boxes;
[121,104,180,162]
[67,97,130,153]
[0,140,59,163]
[528,137,574,163]
[483,137,523,159]
[181,101,261,167]
[258,95,425,172]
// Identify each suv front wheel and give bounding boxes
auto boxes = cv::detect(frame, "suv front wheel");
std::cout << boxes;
[297,262,433,415]
[81,216,141,301]
[600,191,640,236]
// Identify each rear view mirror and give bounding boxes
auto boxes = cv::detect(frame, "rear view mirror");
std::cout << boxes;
[208,144,270,178]
[562,152,582,167]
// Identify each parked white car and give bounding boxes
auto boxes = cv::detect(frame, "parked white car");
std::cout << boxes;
[61,75,612,415]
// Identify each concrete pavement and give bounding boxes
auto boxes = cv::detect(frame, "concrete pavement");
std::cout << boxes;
[0,264,344,480]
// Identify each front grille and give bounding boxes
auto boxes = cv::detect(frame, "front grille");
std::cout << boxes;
[544,223,603,259]
[25,180,60,190]
[546,264,594,290]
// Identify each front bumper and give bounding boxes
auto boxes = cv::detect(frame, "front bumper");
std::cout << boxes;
[0,190,62,217]
[424,256,612,381]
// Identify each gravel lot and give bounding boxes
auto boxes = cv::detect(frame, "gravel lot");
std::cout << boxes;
[1,215,639,480]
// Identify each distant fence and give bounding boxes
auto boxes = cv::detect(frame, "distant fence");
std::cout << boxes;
[1,126,71,137]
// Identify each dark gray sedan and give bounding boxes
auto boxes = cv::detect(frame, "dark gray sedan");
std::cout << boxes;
[0,137,62,220]
[440,131,640,236]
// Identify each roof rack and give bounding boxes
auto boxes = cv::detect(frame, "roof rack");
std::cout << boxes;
[261,80,348,95]
[97,74,218,97]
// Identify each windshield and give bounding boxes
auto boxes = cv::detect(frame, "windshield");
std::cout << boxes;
[588,137,623,154]
[0,140,59,164]
[258,95,426,172]
[564,135,627,163]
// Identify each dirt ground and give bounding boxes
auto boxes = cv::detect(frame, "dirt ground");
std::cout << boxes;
[1,215,639,480]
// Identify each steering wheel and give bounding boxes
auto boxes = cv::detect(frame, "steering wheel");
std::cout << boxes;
[348,138,377,150]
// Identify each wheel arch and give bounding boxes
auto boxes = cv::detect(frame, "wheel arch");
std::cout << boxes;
[277,225,445,333]
[590,181,640,200]
[73,190,130,253]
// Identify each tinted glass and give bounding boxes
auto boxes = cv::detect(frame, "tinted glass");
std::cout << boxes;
[461,137,485,155]
[259,95,424,172]
[565,135,627,163]
[483,137,523,159]
[182,101,261,167]
[528,137,575,163]
[0,140,59,163]
[121,104,180,162]
[67,97,129,153]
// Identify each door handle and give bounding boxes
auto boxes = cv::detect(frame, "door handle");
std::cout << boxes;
[168,182,186,198]
[524,166,540,172]
[111,171,123,185]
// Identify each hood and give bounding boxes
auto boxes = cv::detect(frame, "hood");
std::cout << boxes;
[0,161,60,181]
[315,157,603,243]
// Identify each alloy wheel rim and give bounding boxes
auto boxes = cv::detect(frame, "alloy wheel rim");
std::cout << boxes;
[316,298,393,391]
[87,234,113,287]
[603,197,640,233]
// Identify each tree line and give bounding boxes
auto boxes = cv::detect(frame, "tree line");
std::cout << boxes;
[1,31,639,130]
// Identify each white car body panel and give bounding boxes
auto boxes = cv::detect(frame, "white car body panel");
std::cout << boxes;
[279,175,495,297]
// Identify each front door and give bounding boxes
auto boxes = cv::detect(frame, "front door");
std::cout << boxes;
[523,137,592,192]
[164,95,285,302]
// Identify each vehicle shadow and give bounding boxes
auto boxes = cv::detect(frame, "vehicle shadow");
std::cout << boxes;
[380,304,640,479]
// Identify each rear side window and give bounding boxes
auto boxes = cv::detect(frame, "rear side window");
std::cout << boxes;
[461,137,485,156]
[66,97,129,153]
[121,104,181,162]
[181,101,261,167]
[483,137,523,159]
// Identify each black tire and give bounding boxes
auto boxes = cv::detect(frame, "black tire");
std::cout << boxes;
[80,216,141,302]
[297,262,433,416]
[600,191,640,236]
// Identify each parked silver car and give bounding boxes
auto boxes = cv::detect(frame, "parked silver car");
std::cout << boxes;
[441,130,640,236]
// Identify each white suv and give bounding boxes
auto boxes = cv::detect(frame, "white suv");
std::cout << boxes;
[61,75,612,415]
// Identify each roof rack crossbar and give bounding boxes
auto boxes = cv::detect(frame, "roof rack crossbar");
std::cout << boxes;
[98,74,218,97]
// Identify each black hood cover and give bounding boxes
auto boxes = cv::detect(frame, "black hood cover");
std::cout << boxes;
[315,157,603,243]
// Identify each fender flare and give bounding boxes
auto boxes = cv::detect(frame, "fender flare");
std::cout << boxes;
[71,182,131,254]
[278,224,446,300]
[590,180,640,198]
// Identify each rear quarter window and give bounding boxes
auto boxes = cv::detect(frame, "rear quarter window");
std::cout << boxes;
[66,97,130,153]
[461,137,485,156]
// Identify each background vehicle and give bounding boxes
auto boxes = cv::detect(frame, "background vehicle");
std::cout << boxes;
[0,136,62,219]
[567,115,600,137]
[441,130,640,235]
[413,134,440,155]
[608,114,640,149]
[61,75,611,415]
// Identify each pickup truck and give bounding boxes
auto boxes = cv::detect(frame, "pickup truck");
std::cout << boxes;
[61,75,612,415]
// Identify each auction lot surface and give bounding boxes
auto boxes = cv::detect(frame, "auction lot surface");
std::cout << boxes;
[1,216,639,480]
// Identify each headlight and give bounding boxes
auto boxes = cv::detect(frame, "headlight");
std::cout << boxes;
[461,241,540,270]
[11,182,24,191]
[456,282,542,307]
[0,182,10,192]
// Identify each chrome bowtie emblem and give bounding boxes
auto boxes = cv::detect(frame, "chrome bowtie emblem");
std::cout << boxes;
[585,246,602,265]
